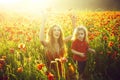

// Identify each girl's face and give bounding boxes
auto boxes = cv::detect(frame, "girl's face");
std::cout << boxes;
[53,26,61,39]
[77,29,85,41]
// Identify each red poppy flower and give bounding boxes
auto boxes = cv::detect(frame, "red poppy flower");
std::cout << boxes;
[108,41,114,47]
[47,72,54,80]
[18,43,25,49]
[37,63,44,70]
[18,43,26,52]
[10,48,15,53]
[111,51,118,59]
[17,67,23,73]
[103,36,108,41]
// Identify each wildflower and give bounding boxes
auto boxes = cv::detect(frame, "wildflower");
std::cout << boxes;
[103,36,108,41]
[26,36,32,42]
[13,38,20,42]
[89,34,95,40]
[2,75,8,80]
[47,72,54,80]
[18,43,25,49]
[68,63,75,74]
[32,30,36,34]
[0,59,5,69]
[17,30,23,34]
[0,63,3,69]
[118,44,120,49]
[18,43,26,52]
[108,41,114,47]
[37,63,44,70]
[2,56,7,60]
[8,35,13,40]
[0,59,5,65]
[17,67,23,73]
[111,51,118,60]
[60,57,68,63]
[10,48,15,53]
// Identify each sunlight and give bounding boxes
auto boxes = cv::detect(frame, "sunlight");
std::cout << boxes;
[28,0,51,9]
[0,0,20,4]
[0,0,52,9]
[0,0,53,15]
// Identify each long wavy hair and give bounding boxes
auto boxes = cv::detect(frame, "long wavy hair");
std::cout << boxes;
[46,25,66,54]
[72,25,89,43]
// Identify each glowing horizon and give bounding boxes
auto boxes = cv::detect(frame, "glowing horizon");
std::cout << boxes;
[0,0,54,13]
[0,0,119,14]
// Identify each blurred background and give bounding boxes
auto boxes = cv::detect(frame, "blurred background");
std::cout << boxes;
[0,0,120,14]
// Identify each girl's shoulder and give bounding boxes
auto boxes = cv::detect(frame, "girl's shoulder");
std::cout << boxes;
[71,39,80,45]
[84,41,89,46]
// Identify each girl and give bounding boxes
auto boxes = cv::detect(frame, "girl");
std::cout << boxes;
[71,25,95,80]
[40,14,71,79]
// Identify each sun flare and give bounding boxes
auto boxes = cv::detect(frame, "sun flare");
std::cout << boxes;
[0,0,53,14]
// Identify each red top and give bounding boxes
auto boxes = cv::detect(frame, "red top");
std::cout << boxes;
[71,39,89,61]
[46,49,64,61]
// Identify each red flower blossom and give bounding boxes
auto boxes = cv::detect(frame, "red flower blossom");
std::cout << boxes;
[108,41,114,47]
[111,51,118,60]
[2,75,8,80]
[37,63,44,70]
[17,67,23,73]
[26,36,32,42]
[0,59,5,69]
[2,56,7,60]
[89,34,95,40]
[18,43,26,52]
[10,48,15,53]
[103,36,108,41]
[18,43,25,49]
[0,64,3,69]
[47,72,54,80]
[60,57,68,63]
[17,30,23,34]
[118,44,120,49]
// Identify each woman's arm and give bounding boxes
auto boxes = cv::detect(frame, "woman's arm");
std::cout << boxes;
[88,48,96,54]
[71,49,85,57]
[70,14,76,29]
[64,14,77,42]
[64,35,72,42]
[39,13,47,46]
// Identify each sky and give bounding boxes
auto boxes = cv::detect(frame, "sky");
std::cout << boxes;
[0,0,120,14]
[51,0,120,11]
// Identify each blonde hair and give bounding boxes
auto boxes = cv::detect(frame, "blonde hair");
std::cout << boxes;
[72,25,89,43]
[46,25,66,54]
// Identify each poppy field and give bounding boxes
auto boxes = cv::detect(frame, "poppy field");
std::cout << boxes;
[0,10,120,80]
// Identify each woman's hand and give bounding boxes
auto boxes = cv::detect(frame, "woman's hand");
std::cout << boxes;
[69,14,77,30]
[41,10,48,22]
[79,53,85,57]
[88,48,96,54]
[71,49,85,57]
[40,10,49,46]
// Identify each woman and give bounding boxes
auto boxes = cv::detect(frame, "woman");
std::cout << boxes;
[40,14,71,79]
